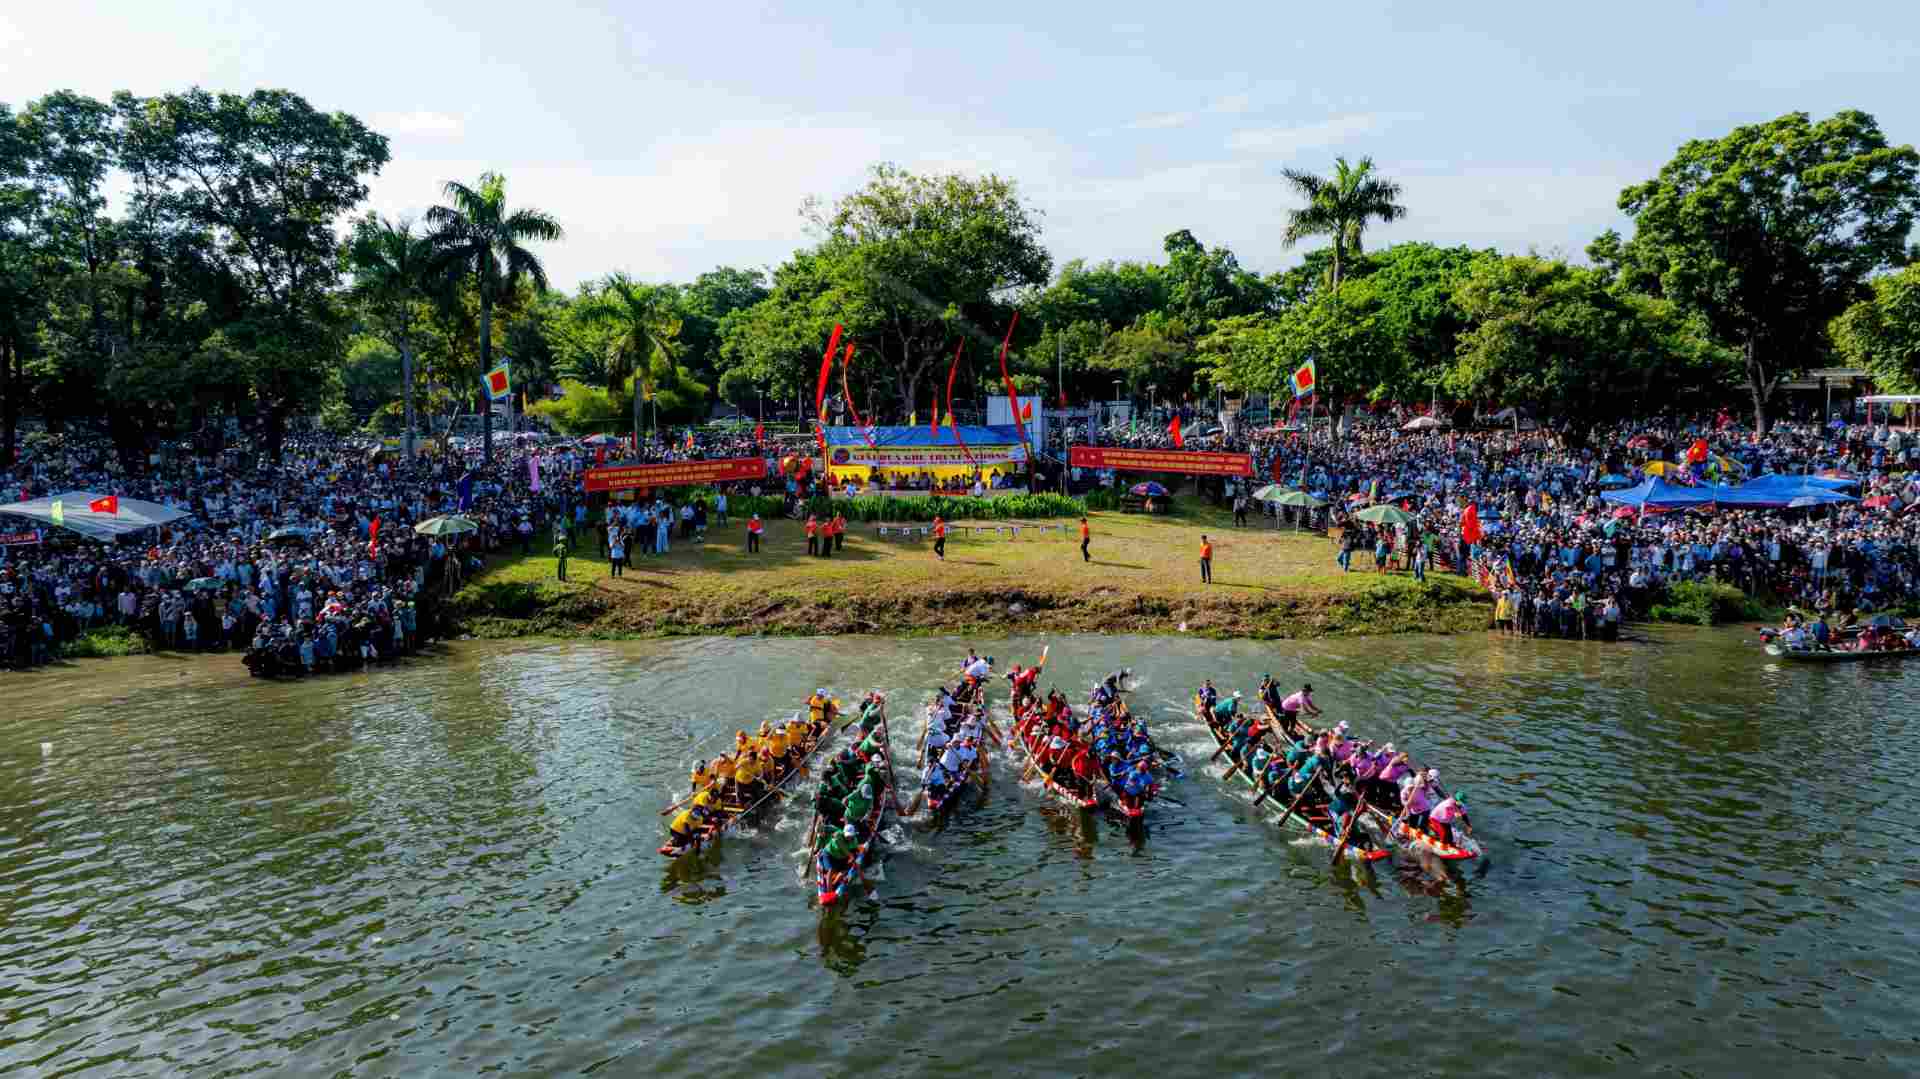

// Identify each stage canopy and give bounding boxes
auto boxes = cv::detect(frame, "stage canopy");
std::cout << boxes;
[0,491,191,541]
[823,424,1029,476]
[1598,478,1719,511]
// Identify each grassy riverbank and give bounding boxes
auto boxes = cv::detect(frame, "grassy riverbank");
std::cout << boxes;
[448,508,1491,640]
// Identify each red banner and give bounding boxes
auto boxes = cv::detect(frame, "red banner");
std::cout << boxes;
[1068,446,1254,477]
[583,457,767,493]
[0,530,41,546]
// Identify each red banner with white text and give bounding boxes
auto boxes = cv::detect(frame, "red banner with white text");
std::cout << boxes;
[1067,446,1255,477]
[583,457,768,493]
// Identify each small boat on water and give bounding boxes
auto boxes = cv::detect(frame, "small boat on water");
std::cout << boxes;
[658,697,838,858]
[1765,643,1920,663]
[813,702,897,909]
[1011,699,1105,812]
[1196,696,1389,863]
[918,683,991,822]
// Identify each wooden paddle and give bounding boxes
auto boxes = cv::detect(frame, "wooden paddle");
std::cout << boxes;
[658,787,701,815]
[1328,792,1370,866]
[1271,764,1320,833]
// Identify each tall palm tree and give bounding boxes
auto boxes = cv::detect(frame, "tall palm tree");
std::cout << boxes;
[1281,156,1407,293]
[578,272,681,445]
[427,171,563,457]
[346,213,438,458]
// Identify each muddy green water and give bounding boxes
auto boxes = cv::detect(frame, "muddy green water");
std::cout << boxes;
[3,633,1917,1077]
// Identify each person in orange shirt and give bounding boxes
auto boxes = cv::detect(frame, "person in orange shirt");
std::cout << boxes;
[932,515,946,560]
[1079,517,1091,563]
[820,511,836,559]
[832,512,847,553]
[1200,534,1213,584]
[746,513,763,554]
[805,514,819,556]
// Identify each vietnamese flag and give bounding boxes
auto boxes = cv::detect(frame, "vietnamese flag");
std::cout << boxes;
[369,516,381,558]
[1686,438,1709,464]
[753,421,765,445]
[88,494,119,515]
[1168,414,1183,448]
[1020,400,1033,421]
[1461,503,1483,546]
[484,365,511,400]
[929,397,938,439]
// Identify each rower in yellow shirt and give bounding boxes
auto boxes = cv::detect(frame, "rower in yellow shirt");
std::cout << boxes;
[807,690,829,728]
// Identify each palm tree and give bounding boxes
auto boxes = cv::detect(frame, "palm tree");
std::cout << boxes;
[427,172,563,457]
[346,213,438,458]
[576,273,682,446]
[1281,156,1407,293]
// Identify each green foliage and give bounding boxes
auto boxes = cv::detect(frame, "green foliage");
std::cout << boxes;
[1831,263,1920,392]
[799,493,1084,522]
[529,379,626,434]
[1083,487,1121,511]
[1281,156,1407,292]
[1599,110,1920,430]
[59,625,147,658]
[1650,581,1771,626]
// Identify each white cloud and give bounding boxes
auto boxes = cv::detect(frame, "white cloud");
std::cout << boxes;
[1126,111,1195,131]
[1226,113,1386,154]
[1206,93,1252,115]
[370,110,466,139]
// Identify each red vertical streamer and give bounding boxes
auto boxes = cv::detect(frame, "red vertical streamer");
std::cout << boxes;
[946,339,974,465]
[815,324,842,457]
[997,312,1027,453]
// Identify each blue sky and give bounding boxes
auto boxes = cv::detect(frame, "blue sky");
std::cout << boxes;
[5,1,1917,288]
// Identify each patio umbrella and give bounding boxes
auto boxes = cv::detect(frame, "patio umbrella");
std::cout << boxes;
[1251,484,1288,501]
[1351,504,1416,526]
[1273,491,1326,508]
[1612,506,1637,518]
[1401,416,1445,431]
[1130,481,1168,497]
[186,577,225,592]
[414,514,479,536]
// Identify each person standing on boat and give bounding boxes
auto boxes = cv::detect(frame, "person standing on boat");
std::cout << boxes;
[1258,675,1283,716]
[1198,679,1218,713]
[1279,683,1322,736]
[1401,768,1439,834]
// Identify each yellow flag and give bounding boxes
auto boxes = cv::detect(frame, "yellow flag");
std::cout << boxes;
[50,499,63,526]
[909,411,917,428]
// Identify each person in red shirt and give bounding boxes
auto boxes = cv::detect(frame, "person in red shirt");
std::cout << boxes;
[1200,534,1213,584]
[832,512,847,553]
[805,514,819,556]
[932,516,946,560]
[746,513,763,554]
[1079,517,1091,563]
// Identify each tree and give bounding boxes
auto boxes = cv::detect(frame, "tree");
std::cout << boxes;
[1203,285,1397,413]
[1598,110,1920,433]
[346,213,437,456]
[804,163,1051,415]
[1446,255,1732,429]
[126,88,390,460]
[1281,156,1406,293]
[1831,263,1920,393]
[428,171,563,458]
[575,272,686,441]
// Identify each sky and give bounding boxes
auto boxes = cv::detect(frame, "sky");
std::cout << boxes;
[4,1,1918,290]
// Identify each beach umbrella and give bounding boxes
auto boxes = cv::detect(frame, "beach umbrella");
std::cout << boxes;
[1130,481,1168,497]
[186,577,225,592]
[414,514,479,536]
[1273,491,1326,508]
[1351,503,1416,526]
[1251,484,1288,501]
[1401,416,1444,431]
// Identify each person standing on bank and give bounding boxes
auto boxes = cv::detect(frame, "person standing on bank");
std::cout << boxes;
[806,514,819,556]
[554,536,569,582]
[1200,534,1213,584]
[747,513,763,553]
[833,511,847,552]
[608,528,625,578]
[932,515,947,560]
[1079,517,1091,563]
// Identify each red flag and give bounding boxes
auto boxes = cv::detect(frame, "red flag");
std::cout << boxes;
[997,312,1027,451]
[1686,438,1708,464]
[87,495,118,515]
[369,516,381,558]
[945,339,974,464]
[841,342,876,447]
[1020,400,1033,421]
[929,397,938,439]
[754,421,764,445]
[816,324,843,426]
[1057,387,1067,408]
[595,445,607,465]
[1168,414,1183,448]
[1461,503,1483,546]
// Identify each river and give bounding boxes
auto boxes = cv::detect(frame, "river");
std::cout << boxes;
[3,632,1916,1077]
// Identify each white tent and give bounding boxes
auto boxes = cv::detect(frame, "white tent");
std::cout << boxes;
[0,491,190,541]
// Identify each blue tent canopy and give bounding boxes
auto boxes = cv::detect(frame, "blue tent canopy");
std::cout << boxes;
[1599,478,1718,510]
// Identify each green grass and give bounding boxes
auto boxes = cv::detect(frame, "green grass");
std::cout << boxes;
[455,508,1489,639]
[1649,580,1778,627]
[59,625,149,658]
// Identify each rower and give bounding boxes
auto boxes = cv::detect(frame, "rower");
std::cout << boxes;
[1428,788,1469,846]
[666,803,708,849]
[1212,690,1243,729]
[689,759,714,793]
[733,750,764,803]
[925,714,952,762]
[814,774,848,826]
[842,778,876,827]
[922,758,952,804]
[1114,757,1155,807]
[818,822,858,878]
[963,653,992,685]
[1400,768,1439,834]
[807,689,834,730]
